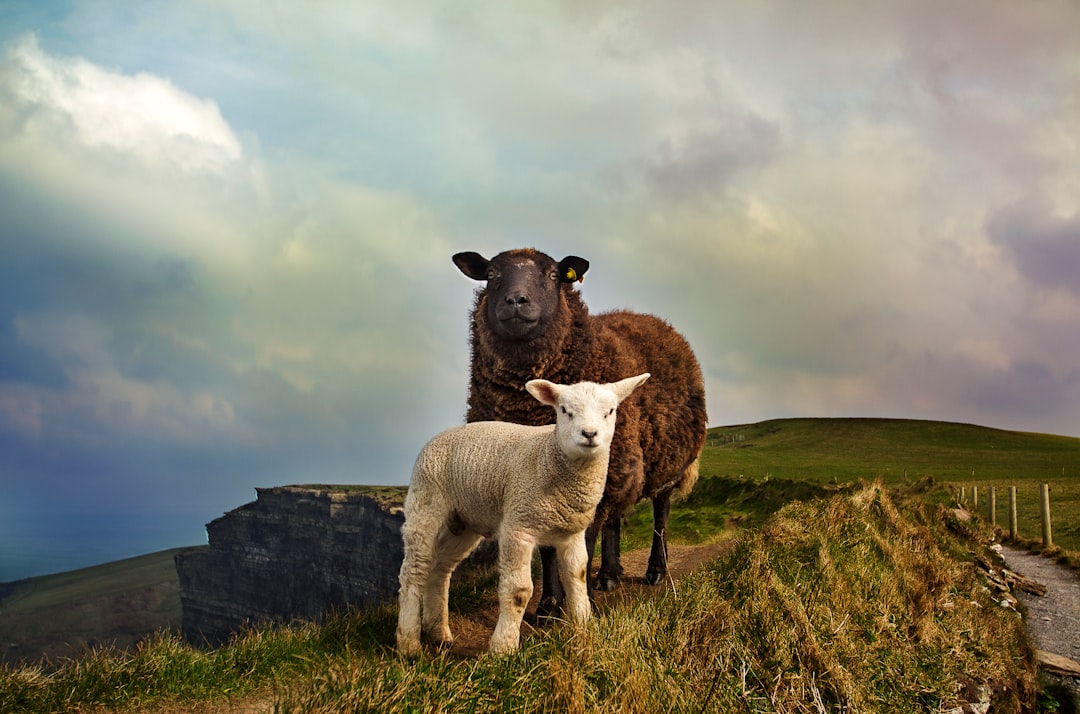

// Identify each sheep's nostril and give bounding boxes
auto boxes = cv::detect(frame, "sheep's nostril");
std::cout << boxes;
[581,430,598,441]
[505,294,529,306]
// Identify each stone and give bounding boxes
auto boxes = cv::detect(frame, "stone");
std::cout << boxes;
[175,485,407,645]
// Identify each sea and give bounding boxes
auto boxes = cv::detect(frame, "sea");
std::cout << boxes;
[0,510,209,583]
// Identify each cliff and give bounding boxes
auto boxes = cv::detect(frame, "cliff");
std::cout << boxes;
[175,485,407,645]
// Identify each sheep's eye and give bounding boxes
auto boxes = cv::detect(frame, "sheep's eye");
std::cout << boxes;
[560,406,572,418]
[549,270,559,281]
[486,268,498,281]
[606,408,615,417]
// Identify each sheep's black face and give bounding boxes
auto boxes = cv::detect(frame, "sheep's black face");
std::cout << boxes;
[453,249,590,342]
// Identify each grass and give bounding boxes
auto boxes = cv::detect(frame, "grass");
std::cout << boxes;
[0,481,1041,713]
[704,418,1080,553]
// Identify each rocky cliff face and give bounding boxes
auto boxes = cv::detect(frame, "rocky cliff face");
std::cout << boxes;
[175,485,407,644]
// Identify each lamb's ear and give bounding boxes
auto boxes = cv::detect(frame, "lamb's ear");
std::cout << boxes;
[557,256,590,284]
[453,252,491,281]
[525,379,563,407]
[610,373,650,403]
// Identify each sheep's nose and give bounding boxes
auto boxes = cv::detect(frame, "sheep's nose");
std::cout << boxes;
[505,294,529,307]
[581,429,598,441]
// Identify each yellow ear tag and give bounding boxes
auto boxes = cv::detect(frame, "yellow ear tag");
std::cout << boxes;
[566,267,581,283]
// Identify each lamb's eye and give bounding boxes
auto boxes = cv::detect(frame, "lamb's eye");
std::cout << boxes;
[606,408,615,417]
[561,406,572,418]
[549,270,558,281]
[486,268,498,281]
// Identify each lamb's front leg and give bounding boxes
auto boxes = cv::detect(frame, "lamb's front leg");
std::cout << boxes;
[490,534,535,654]
[555,534,591,625]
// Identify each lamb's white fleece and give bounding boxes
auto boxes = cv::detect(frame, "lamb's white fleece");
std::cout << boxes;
[396,373,649,655]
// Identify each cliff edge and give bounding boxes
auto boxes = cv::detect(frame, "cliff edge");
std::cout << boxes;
[175,485,407,645]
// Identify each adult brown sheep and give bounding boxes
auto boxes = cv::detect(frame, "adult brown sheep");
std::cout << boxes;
[452,247,707,616]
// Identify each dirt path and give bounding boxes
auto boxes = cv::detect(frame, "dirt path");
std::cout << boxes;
[997,545,1080,699]
[445,542,730,657]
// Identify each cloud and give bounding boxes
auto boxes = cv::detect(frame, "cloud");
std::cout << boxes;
[0,33,466,509]
[988,200,1080,299]
[7,33,241,173]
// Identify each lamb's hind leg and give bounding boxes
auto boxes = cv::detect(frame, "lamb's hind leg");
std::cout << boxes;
[397,513,437,656]
[422,523,482,647]
[645,492,672,586]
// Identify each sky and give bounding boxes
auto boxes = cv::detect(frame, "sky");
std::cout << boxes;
[2,1,1080,579]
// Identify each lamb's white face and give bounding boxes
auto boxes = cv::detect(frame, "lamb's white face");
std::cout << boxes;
[553,383,620,458]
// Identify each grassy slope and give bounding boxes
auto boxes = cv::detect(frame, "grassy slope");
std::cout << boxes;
[704,418,1080,484]
[699,418,1080,552]
[0,548,197,665]
[1,482,1041,713]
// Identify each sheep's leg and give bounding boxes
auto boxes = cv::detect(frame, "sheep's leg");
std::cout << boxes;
[594,512,622,592]
[555,535,591,625]
[584,522,599,577]
[422,526,482,647]
[645,493,672,586]
[490,534,535,654]
[396,515,437,656]
[535,545,565,623]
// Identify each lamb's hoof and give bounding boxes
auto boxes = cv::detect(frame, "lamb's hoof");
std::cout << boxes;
[594,575,620,592]
[644,567,666,586]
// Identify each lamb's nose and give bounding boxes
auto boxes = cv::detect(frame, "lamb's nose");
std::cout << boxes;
[581,429,598,441]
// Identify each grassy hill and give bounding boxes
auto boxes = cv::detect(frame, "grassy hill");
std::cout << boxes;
[1,481,1042,712]
[0,548,198,665]
[698,418,1080,552]
[703,417,1080,483]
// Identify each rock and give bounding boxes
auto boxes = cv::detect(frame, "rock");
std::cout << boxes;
[175,485,407,645]
[1037,650,1080,678]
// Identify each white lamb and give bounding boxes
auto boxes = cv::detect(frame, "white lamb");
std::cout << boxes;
[395,373,650,656]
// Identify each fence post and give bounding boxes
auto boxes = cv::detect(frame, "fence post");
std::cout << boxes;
[1040,483,1053,548]
[973,486,979,510]
[989,486,997,526]
[959,486,966,505]
[1008,486,1017,540]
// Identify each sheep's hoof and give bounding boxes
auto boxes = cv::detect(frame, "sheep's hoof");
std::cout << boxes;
[535,596,563,625]
[594,575,620,592]
[644,567,667,586]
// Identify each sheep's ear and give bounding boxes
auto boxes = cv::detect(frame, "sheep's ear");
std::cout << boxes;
[557,256,590,284]
[610,373,650,403]
[526,379,562,407]
[453,252,491,281]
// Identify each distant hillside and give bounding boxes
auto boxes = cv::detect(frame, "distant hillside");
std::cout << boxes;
[704,417,1080,484]
[0,548,196,665]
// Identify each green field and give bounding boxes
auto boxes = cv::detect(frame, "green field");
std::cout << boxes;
[697,418,1080,552]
